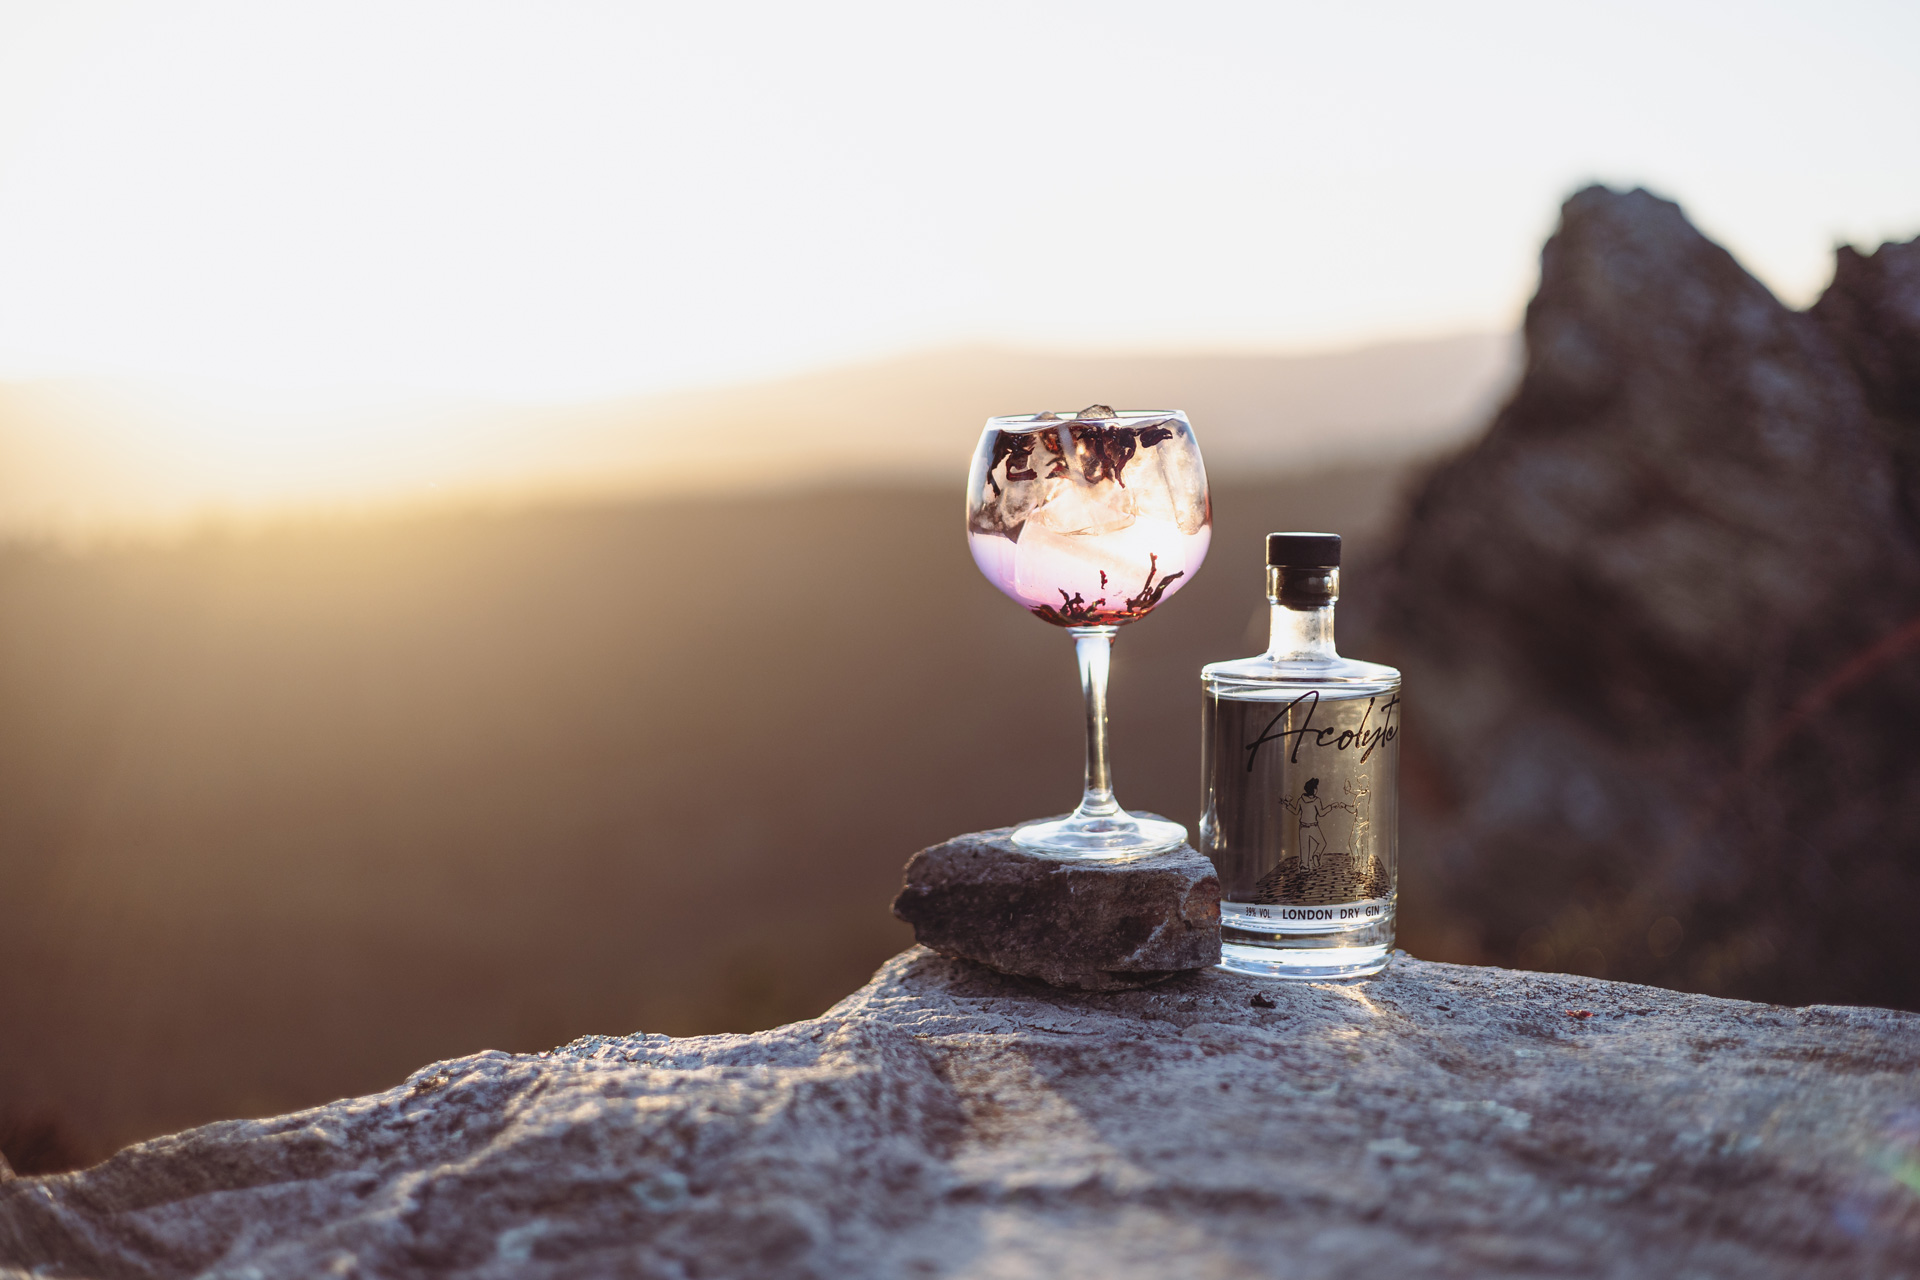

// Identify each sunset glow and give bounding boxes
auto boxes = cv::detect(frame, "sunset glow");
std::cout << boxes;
[0,0,1916,526]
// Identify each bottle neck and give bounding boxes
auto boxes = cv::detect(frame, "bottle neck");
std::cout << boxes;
[1266,565,1339,661]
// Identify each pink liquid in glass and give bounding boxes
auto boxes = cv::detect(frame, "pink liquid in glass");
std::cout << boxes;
[968,519,1210,625]
[967,413,1211,626]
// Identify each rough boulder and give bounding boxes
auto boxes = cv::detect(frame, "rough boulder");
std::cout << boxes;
[5,949,1919,1278]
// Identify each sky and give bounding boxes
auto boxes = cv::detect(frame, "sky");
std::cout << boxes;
[1,0,1917,404]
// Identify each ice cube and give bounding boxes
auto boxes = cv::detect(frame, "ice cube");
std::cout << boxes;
[1075,404,1117,420]
[1030,480,1136,536]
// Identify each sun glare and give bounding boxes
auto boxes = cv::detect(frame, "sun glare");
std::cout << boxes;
[0,0,1916,527]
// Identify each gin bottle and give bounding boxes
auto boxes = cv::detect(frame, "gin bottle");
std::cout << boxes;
[1199,532,1400,978]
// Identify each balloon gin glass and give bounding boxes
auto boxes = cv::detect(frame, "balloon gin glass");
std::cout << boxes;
[966,406,1211,858]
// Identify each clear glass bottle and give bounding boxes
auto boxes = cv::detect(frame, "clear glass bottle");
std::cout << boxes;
[1199,532,1400,979]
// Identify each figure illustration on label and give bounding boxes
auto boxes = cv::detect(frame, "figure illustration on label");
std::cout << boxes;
[1199,532,1401,979]
[1281,777,1351,871]
[1244,752,1392,907]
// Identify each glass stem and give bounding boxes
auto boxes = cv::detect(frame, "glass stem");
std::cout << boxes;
[1069,625,1120,819]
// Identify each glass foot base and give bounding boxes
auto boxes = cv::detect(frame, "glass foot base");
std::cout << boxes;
[1218,940,1392,980]
[1010,811,1188,861]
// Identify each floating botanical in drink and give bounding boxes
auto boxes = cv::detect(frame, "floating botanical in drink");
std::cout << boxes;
[967,407,1210,628]
[965,406,1211,859]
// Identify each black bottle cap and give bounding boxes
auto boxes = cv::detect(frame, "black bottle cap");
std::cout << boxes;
[1267,532,1341,568]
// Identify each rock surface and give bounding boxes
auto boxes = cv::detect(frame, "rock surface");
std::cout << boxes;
[891,822,1221,990]
[1370,186,1920,1010]
[5,948,1920,1278]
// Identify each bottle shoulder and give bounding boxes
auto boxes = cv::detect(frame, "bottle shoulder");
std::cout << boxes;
[1201,650,1401,697]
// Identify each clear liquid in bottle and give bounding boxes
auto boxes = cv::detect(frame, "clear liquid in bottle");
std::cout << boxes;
[1199,533,1400,979]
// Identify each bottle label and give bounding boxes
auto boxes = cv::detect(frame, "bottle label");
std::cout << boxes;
[1203,688,1399,910]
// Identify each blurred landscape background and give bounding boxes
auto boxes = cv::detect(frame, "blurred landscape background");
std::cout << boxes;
[2,1,1918,1173]
[0,344,1490,1171]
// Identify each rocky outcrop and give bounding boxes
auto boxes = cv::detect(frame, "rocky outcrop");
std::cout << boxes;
[1374,187,1920,1010]
[891,823,1220,989]
[1811,236,1920,521]
[5,949,1920,1277]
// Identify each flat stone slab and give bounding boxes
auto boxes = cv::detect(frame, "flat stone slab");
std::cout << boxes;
[890,820,1220,990]
[5,949,1919,1278]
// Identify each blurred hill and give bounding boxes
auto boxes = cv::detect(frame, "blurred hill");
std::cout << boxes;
[0,334,1514,537]
[0,465,1422,1171]
[1,333,1516,1170]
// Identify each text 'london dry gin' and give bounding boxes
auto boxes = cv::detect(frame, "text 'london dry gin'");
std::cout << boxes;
[1199,532,1400,979]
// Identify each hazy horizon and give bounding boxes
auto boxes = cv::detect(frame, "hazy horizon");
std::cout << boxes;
[3,3,1914,543]
[0,330,1517,539]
